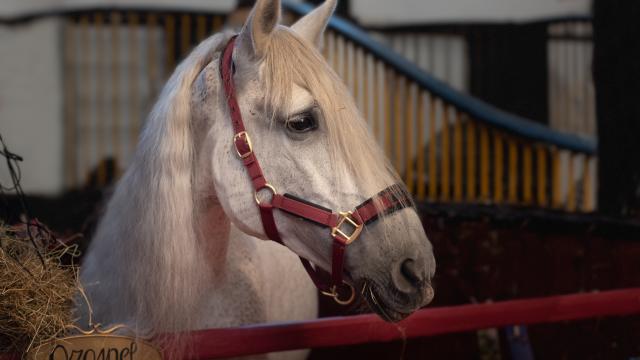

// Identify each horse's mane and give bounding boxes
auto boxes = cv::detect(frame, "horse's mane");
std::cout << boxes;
[83,32,232,339]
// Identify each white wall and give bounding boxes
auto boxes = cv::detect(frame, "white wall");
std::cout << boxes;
[352,0,591,25]
[0,18,64,194]
[3,0,591,24]
[0,0,236,18]
[376,32,468,92]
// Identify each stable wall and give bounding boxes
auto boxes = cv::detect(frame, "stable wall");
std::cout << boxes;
[0,0,235,18]
[316,203,640,359]
[352,0,591,25]
[0,18,64,194]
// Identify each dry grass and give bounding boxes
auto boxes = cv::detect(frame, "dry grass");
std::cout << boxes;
[0,223,79,355]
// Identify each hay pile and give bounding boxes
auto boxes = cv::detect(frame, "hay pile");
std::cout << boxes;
[0,223,79,355]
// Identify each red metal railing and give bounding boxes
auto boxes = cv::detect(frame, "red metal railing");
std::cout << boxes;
[174,288,640,359]
[2,289,638,358]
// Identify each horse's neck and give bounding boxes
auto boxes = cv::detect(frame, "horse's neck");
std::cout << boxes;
[195,198,231,275]
[191,200,319,330]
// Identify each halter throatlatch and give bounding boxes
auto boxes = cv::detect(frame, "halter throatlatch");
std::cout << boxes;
[220,36,412,305]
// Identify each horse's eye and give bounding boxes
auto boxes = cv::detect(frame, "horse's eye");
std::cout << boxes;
[286,112,317,133]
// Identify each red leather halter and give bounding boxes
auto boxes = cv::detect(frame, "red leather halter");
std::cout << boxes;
[220,36,412,304]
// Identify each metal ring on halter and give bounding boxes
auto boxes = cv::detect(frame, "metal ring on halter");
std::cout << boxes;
[254,184,277,205]
[331,211,363,245]
[321,283,356,305]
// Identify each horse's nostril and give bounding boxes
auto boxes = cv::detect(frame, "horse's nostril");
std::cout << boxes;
[400,259,424,287]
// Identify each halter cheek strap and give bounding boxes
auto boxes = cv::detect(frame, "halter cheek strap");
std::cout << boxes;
[220,36,412,305]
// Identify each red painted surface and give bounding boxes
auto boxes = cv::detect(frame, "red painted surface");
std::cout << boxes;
[177,288,640,359]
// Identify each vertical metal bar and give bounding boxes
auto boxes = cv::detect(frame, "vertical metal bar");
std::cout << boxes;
[128,12,141,141]
[95,12,106,186]
[551,147,562,208]
[566,36,574,133]
[575,35,585,136]
[586,41,596,137]
[567,153,576,211]
[549,33,558,131]
[181,14,191,58]
[493,131,504,204]
[480,124,490,201]
[212,15,222,33]
[453,110,463,202]
[441,103,450,201]
[346,40,354,96]
[416,91,426,201]
[557,36,566,132]
[332,32,340,73]
[79,15,90,184]
[428,95,438,200]
[326,32,334,69]
[362,51,369,122]
[508,138,518,204]
[553,36,562,132]
[197,15,207,42]
[394,76,403,172]
[165,14,176,74]
[523,144,533,205]
[384,67,392,158]
[63,20,77,188]
[373,60,380,139]
[466,118,476,202]
[111,11,121,177]
[575,31,583,135]
[322,31,329,59]
[405,82,415,194]
[537,146,548,207]
[351,44,358,104]
[582,156,594,212]
[336,36,344,79]
[147,13,159,105]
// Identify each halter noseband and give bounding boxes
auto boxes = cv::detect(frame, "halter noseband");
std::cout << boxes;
[220,36,412,305]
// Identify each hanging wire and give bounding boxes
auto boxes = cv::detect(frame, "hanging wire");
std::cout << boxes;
[0,132,54,269]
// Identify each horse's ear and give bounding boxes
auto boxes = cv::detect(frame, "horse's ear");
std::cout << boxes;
[237,0,281,60]
[291,0,336,49]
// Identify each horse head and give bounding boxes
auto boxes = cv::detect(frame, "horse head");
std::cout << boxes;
[193,0,436,321]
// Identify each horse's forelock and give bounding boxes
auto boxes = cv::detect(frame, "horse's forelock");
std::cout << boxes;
[260,29,404,200]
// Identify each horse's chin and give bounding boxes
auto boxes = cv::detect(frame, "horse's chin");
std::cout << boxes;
[356,280,415,323]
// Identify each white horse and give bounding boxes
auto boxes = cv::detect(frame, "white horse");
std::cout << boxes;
[79,0,435,358]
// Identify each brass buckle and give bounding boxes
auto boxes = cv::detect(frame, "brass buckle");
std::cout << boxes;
[321,283,356,305]
[254,183,277,205]
[331,211,363,245]
[233,131,253,159]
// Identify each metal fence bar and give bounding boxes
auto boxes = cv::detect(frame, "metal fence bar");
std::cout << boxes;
[453,110,463,202]
[179,288,640,359]
[465,118,476,202]
[63,21,78,188]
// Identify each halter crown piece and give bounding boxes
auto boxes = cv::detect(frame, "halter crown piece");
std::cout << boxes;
[220,36,412,305]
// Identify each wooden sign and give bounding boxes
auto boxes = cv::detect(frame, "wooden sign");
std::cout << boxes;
[26,335,162,360]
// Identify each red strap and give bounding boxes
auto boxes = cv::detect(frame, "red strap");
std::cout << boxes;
[299,257,333,291]
[259,204,282,243]
[331,241,346,286]
[354,184,411,224]
[222,36,281,243]
[222,37,246,135]
[242,153,268,191]
[272,194,339,228]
